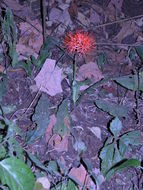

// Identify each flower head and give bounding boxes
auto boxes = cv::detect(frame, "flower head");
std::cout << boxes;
[64,31,95,55]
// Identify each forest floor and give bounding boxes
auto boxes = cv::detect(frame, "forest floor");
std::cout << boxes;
[0,0,143,190]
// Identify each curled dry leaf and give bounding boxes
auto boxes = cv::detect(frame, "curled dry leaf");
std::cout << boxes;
[34,59,63,96]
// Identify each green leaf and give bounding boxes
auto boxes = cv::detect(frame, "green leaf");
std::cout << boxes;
[119,130,142,156]
[109,117,122,138]
[0,145,7,159]
[2,9,18,67]
[100,143,114,176]
[97,52,107,71]
[16,60,31,76]
[1,105,16,115]
[106,159,140,178]
[0,157,35,190]
[0,74,8,102]
[95,99,128,118]
[114,73,143,91]
[26,151,60,176]
[53,99,69,136]
[72,80,80,104]
[36,36,56,68]
[135,45,143,61]
[51,180,78,190]
[72,79,90,104]
[27,94,50,143]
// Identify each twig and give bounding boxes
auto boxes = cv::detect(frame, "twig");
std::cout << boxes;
[93,14,143,29]
[42,0,46,43]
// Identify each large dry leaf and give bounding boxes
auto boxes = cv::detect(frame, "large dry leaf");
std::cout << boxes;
[34,59,63,96]
[16,19,43,56]
[78,61,103,83]
[69,164,96,190]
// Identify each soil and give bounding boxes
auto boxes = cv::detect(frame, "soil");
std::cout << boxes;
[0,0,143,189]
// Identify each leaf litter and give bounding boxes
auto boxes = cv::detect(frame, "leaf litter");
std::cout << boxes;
[1,0,143,190]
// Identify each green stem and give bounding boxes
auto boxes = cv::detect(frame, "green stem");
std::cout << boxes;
[73,54,76,81]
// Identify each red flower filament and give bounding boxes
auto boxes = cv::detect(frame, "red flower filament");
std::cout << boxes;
[64,31,95,55]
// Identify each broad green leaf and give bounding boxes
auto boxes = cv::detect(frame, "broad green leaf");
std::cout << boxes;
[72,79,90,104]
[67,179,78,190]
[5,119,22,137]
[26,151,60,176]
[53,99,69,136]
[109,117,122,138]
[27,94,50,143]
[47,160,58,173]
[100,143,114,176]
[135,45,143,61]
[106,159,140,179]
[0,145,7,159]
[2,105,16,115]
[0,157,35,190]
[51,180,78,190]
[119,130,142,156]
[36,36,56,68]
[114,73,143,91]
[16,60,31,76]
[95,99,128,118]
[8,138,24,161]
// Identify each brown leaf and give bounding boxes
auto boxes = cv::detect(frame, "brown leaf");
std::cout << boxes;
[69,164,96,190]
[78,61,103,83]
[113,22,137,43]
[45,115,57,143]
[68,1,78,19]
[3,0,23,11]
[17,19,43,55]
[50,135,69,152]
[34,59,63,96]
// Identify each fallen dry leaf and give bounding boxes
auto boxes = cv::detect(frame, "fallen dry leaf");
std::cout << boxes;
[69,164,96,190]
[34,59,63,96]
[78,61,103,83]
[16,19,43,56]
[36,177,50,190]
[3,0,23,11]
[50,134,69,152]
[113,21,137,43]
[88,127,102,141]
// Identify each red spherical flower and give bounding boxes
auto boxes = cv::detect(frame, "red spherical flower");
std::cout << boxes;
[64,31,95,55]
